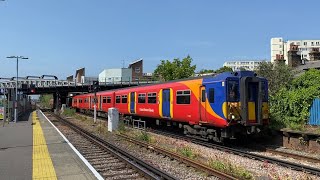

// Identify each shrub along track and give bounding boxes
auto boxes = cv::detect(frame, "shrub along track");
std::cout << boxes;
[43,111,176,180]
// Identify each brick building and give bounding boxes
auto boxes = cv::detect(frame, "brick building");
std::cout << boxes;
[128,59,143,81]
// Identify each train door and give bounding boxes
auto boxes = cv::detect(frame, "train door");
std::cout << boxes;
[99,95,102,110]
[162,89,171,118]
[130,92,135,113]
[240,77,262,126]
[200,86,207,121]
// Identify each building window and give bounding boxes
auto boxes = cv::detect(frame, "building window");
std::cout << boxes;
[279,45,282,48]
[116,96,120,103]
[135,67,140,73]
[107,97,111,103]
[102,97,107,103]
[280,51,282,54]
[312,42,314,46]
[138,93,146,103]
[176,90,191,104]
[297,42,300,45]
[316,42,320,45]
[304,42,307,46]
[147,92,157,104]
[279,39,282,42]
[121,95,127,103]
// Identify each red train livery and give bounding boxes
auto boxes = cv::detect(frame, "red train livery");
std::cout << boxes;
[72,71,269,142]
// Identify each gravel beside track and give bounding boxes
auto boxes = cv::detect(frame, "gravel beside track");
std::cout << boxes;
[55,112,320,179]
[53,113,222,180]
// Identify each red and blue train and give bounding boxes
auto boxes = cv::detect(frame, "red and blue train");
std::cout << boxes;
[71,71,269,142]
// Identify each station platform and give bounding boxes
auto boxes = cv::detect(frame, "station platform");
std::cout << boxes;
[0,110,99,180]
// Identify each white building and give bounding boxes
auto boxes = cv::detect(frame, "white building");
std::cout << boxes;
[99,68,132,83]
[223,61,263,71]
[271,37,320,64]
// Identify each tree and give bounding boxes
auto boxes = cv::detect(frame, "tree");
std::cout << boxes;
[270,69,320,130]
[153,55,196,81]
[215,66,233,74]
[39,94,53,108]
[255,62,293,96]
[199,69,215,74]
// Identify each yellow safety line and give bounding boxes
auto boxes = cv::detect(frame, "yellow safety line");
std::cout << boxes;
[32,111,57,180]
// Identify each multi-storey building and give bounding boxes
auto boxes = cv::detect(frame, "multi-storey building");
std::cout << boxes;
[271,37,320,64]
[223,61,263,71]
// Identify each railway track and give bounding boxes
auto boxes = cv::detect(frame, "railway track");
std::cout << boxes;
[43,111,176,180]
[147,129,320,176]
[69,111,320,176]
[116,133,237,180]
[265,148,320,164]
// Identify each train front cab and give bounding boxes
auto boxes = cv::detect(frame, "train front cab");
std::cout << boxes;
[226,75,269,138]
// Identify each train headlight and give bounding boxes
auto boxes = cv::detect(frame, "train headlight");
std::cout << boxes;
[231,115,235,120]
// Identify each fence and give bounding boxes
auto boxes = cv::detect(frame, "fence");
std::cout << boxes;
[309,98,320,125]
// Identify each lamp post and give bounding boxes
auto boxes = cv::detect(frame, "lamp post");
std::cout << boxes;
[6,56,28,123]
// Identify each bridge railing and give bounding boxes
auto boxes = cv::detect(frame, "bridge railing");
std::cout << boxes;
[0,78,158,89]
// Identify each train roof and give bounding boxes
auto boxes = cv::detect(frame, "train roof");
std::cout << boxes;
[73,71,266,97]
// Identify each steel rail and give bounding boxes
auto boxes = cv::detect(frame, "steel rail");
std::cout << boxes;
[149,129,320,176]
[265,148,320,164]
[50,113,177,180]
[116,134,237,180]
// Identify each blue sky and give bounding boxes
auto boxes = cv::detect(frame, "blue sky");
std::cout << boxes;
[0,0,319,79]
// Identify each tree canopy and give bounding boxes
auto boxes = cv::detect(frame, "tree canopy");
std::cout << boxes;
[215,66,233,74]
[270,69,320,130]
[153,55,196,81]
[255,62,293,96]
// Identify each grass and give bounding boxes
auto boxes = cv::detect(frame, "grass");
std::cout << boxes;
[208,159,253,180]
[135,131,152,143]
[178,146,198,159]
[75,114,87,121]
[96,123,108,134]
[118,120,126,132]
[62,108,76,117]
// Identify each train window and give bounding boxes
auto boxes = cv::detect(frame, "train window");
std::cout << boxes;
[228,80,239,102]
[138,93,146,103]
[116,96,121,103]
[201,90,206,102]
[122,95,127,103]
[209,88,214,103]
[102,97,107,103]
[147,92,157,104]
[107,97,111,103]
[176,90,191,104]
[261,81,267,101]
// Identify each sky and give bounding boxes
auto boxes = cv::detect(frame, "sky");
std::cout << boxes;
[0,0,319,79]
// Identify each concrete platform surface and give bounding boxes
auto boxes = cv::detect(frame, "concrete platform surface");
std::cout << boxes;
[0,113,32,180]
[0,111,99,180]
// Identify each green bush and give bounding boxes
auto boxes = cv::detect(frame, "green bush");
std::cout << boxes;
[270,69,320,130]
[62,108,76,117]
